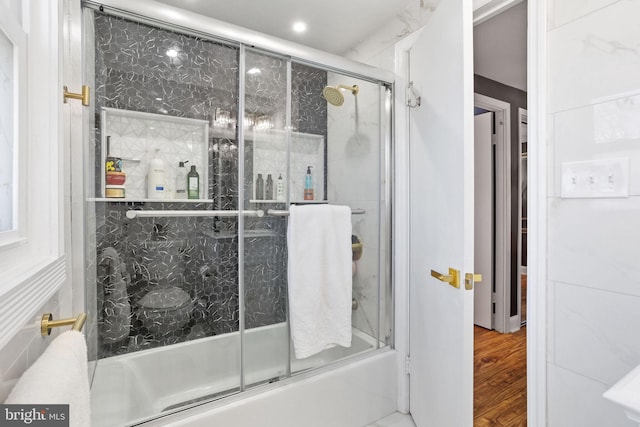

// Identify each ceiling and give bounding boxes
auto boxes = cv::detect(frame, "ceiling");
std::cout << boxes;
[153,0,527,91]
[154,0,415,55]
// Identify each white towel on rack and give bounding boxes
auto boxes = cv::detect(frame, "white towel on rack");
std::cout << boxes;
[6,330,90,427]
[287,204,352,359]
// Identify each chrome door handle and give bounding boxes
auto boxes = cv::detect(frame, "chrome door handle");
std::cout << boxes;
[430,268,460,289]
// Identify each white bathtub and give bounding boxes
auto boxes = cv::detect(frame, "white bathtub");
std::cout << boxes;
[90,324,396,427]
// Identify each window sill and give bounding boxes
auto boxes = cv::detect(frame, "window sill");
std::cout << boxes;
[0,257,66,349]
[0,236,27,254]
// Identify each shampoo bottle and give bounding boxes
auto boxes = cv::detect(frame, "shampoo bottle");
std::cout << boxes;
[265,174,274,200]
[276,174,284,201]
[176,160,188,198]
[187,165,200,199]
[147,151,167,199]
[255,173,264,200]
[304,166,314,200]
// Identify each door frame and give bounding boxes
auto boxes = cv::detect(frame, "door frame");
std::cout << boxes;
[474,93,511,333]
[526,0,547,425]
[393,27,425,415]
[394,0,547,424]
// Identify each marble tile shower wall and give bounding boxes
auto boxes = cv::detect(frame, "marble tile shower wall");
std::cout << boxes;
[92,13,327,357]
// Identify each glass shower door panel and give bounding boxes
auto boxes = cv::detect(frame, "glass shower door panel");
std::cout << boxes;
[88,9,242,425]
[242,49,290,388]
[288,71,383,373]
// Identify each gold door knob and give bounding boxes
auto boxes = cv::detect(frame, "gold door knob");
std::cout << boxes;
[464,273,482,290]
[430,268,460,289]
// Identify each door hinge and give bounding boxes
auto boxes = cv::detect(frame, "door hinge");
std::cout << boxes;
[405,356,411,375]
[491,134,497,146]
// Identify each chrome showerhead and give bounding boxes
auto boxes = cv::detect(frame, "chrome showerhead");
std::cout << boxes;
[322,84,359,106]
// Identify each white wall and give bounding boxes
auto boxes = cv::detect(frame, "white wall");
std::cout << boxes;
[546,0,640,425]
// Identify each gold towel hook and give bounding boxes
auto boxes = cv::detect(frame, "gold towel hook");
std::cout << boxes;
[63,85,90,106]
[41,313,87,336]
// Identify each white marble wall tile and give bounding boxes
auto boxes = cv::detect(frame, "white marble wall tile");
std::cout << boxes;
[547,280,557,363]
[327,73,384,337]
[548,0,640,113]
[350,201,382,338]
[547,196,640,296]
[554,282,640,385]
[345,0,440,67]
[553,95,640,197]
[548,113,557,197]
[550,0,621,30]
[326,77,381,204]
[350,201,381,257]
[547,363,633,427]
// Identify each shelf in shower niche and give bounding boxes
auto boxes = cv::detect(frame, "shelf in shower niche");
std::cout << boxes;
[100,107,209,200]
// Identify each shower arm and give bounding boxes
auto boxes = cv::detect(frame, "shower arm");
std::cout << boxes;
[337,84,359,95]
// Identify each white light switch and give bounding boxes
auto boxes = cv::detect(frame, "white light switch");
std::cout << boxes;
[561,158,629,198]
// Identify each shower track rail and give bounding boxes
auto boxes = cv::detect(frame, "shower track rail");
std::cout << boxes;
[125,209,265,219]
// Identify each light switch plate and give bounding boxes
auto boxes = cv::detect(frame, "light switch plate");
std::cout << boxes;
[561,158,629,199]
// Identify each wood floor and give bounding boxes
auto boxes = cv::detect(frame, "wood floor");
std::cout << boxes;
[474,325,527,426]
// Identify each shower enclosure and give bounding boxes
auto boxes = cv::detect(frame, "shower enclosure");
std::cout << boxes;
[78,3,392,426]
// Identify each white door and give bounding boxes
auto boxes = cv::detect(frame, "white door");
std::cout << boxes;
[474,112,493,329]
[408,0,475,425]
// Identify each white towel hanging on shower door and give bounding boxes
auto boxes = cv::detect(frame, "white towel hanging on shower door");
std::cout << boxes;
[287,204,353,359]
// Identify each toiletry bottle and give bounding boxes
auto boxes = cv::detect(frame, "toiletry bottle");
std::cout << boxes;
[265,174,274,200]
[276,174,284,201]
[147,151,167,199]
[255,173,264,200]
[176,160,188,198]
[304,166,314,200]
[187,165,200,199]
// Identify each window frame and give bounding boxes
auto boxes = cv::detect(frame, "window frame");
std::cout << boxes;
[0,1,27,249]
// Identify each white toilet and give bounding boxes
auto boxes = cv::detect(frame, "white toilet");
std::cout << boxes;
[136,239,194,336]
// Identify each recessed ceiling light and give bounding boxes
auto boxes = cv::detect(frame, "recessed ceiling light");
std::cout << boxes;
[292,21,307,33]
[166,48,178,58]
[247,67,261,75]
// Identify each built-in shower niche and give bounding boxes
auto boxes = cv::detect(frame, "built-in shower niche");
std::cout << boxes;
[100,107,209,200]
[250,129,325,203]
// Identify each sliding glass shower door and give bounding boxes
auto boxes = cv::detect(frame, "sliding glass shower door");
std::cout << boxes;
[83,4,393,425]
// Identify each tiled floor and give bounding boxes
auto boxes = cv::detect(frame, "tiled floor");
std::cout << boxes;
[367,412,416,427]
